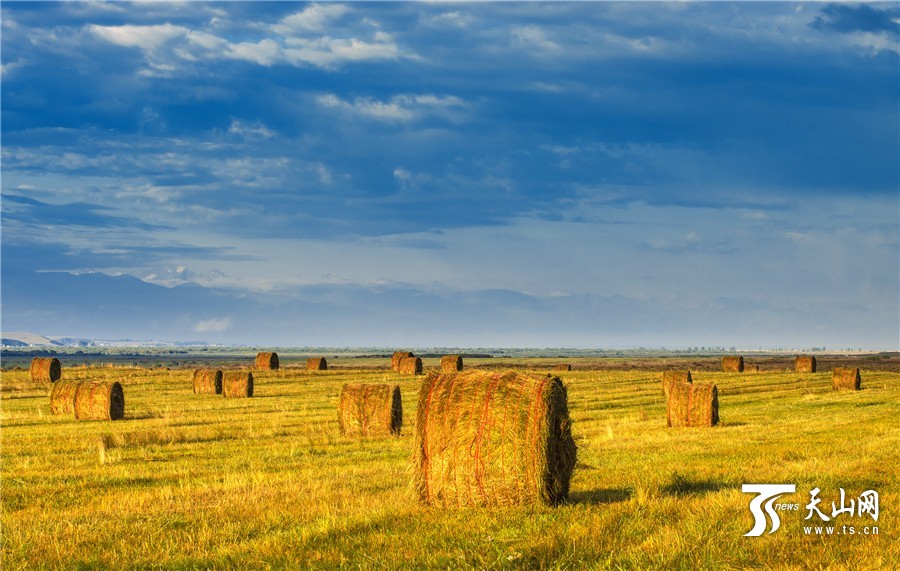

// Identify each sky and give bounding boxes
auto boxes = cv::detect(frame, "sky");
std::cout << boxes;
[1,1,898,349]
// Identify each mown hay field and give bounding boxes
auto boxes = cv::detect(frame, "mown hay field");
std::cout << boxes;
[2,357,899,569]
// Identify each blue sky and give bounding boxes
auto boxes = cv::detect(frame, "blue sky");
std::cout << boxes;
[2,2,898,348]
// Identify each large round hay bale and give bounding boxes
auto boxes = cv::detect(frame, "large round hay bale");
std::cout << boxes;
[414,370,577,507]
[338,383,402,437]
[193,369,223,395]
[73,381,125,420]
[399,356,423,376]
[441,355,463,372]
[662,370,692,398]
[795,356,817,373]
[554,363,572,372]
[392,351,414,371]
[255,352,279,371]
[722,355,744,372]
[223,371,254,398]
[832,367,861,391]
[49,380,82,415]
[307,357,327,371]
[30,357,61,383]
[666,381,718,427]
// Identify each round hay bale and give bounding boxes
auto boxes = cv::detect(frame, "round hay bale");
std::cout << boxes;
[307,357,327,371]
[193,369,223,395]
[399,356,423,376]
[441,355,463,372]
[666,381,718,427]
[338,383,402,437]
[392,351,414,372]
[223,371,254,398]
[30,357,61,383]
[795,356,817,373]
[414,370,577,507]
[255,352,279,371]
[73,381,125,421]
[722,355,744,372]
[50,380,82,415]
[745,364,760,373]
[832,367,861,391]
[554,363,572,372]
[662,370,692,398]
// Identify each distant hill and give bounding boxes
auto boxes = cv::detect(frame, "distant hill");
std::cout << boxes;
[0,332,63,347]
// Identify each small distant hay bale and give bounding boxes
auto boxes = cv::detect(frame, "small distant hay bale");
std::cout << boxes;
[392,351,415,371]
[441,355,463,372]
[666,381,718,427]
[744,364,760,373]
[255,352,279,371]
[795,356,817,373]
[554,364,572,372]
[307,357,327,371]
[73,381,125,421]
[399,356,423,375]
[30,357,61,383]
[662,371,692,399]
[414,370,577,507]
[722,355,744,372]
[832,368,861,391]
[50,380,82,415]
[192,369,223,395]
[338,384,402,437]
[223,371,254,398]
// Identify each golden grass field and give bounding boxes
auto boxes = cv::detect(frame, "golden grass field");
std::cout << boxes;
[2,355,899,569]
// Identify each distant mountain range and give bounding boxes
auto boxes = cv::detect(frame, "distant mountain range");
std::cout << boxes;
[2,267,891,349]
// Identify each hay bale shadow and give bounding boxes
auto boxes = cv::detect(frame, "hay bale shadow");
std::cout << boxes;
[569,488,632,505]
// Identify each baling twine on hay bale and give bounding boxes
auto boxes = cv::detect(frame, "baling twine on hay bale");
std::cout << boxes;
[192,369,223,395]
[31,357,61,383]
[413,370,577,507]
[441,355,463,372]
[338,383,402,437]
[832,367,861,391]
[662,370,692,399]
[392,351,414,372]
[666,381,718,428]
[255,352,279,371]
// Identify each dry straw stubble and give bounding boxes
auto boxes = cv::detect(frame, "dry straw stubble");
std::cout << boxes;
[338,384,402,437]
[666,381,718,427]
[441,355,463,372]
[255,352,279,371]
[192,369,223,395]
[223,372,254,398]
[832,367,861,391]
[30,357,61,383]
[414,370,577,507]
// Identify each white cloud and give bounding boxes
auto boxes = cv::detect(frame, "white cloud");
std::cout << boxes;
[89,23,187,52]
[225,38,283,66]
[429,11,474,28]
[274,4,350,35]
[284,34,400,68]
[315,92,466,122]
[229,119,277,140]
[194,317,232,333]
[511,25,560,52]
